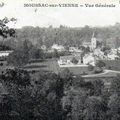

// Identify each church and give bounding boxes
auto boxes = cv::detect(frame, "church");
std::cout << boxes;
[91,32,97,51]
[82,32,97,51]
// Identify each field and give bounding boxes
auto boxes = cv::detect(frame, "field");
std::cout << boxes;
[23,58,89,74]
[60,66,88,75]
[23,59,60,74]
[98,60,120,71]
[23,59,120,79]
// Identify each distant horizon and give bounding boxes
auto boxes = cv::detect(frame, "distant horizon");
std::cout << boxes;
[14,23,119,29]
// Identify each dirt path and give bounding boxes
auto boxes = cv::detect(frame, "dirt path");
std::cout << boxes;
[82,69,120,78]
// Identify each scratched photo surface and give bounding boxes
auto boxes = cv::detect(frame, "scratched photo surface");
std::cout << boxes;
[0,0,120,120]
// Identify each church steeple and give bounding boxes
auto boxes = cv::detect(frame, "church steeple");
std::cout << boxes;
[91,32,97,51]
[92,32,95,38]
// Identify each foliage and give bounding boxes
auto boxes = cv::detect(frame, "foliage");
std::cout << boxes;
[94,67,103,74]
[7,40,45,66]
[2,68,30,87]
[62,88,87,120]
[53,49,59,58]
[0,17,16,38]
[108,94,120,120]
[7,49,30,66]
[0,70,67,120]
[96,60,106,68]
[110,74,120,95]
[11,23,120,50]
[59,68,73,89]
[84,96,107,120]
[91,79,104,96]
[0,67,120,120]
[72,75,85,88]
[88,64,94,71]
[71,57,78,64]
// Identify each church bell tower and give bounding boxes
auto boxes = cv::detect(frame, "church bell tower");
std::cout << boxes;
[91,32,97,51]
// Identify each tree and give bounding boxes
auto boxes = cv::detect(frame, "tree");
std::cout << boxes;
[91,79,104,96]
[0,17,16,39]
[71,57,78,64]
[72,75,85,88]
[3,68,31,87]
[29,46,44,60]
[96,60,106,68]
[108,94,120,120]
[62,88,87,120]
[7,39,45,66]
[94,66,103,74]
[97,41,102,47]
[101,46,111,52]
[7,49,26,66]
[84,96,106,120]
[115,37,120,48]
[110,74,120,95]
[53,49,59,58]
[0,70,67,120]
[85,46,90,53]
[88,64,94,71]
[59,68,73,89]
[0,94,13,120]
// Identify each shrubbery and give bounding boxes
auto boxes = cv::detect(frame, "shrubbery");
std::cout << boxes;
[94,67,103,74]
[88,64,94,71]
[71,57,79,64]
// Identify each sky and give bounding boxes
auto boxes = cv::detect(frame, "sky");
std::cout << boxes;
[0,0,120,28]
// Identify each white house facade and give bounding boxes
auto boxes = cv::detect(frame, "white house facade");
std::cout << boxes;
[0,50,13,57]
[51,44,65,52]
[83,53,95,66]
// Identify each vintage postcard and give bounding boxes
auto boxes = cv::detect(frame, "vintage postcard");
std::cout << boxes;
[0,0,120,120]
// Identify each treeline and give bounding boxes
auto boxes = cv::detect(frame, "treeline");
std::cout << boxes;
[13,23,120,48]
[0,68,120,120]
[5,23,120,66]
[7,39,70,66]
[2,24,120,49]
[1,20,120,51]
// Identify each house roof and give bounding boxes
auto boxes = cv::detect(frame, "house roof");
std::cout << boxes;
[82,41,91,46]
[51,44,64,50]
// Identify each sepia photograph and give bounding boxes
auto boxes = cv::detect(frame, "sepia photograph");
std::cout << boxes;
[0,0,120,119]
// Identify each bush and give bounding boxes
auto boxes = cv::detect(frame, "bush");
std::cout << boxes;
[96,60,106,68]
[71,57,78,64]
[94,67,103,74]
[82,71,88,75]
[88,65,94,71]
